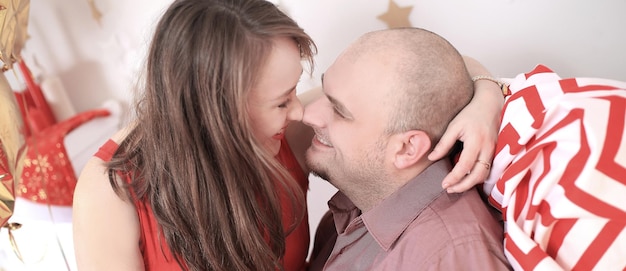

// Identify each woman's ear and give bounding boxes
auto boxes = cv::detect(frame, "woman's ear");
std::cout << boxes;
[392,130,431,169]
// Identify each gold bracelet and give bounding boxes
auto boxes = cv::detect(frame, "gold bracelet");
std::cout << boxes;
[471,75,511,97]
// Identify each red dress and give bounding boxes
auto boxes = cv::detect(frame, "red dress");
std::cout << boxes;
[94,138,309,270]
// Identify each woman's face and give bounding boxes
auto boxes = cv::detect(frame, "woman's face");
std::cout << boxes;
[248,37,304,155]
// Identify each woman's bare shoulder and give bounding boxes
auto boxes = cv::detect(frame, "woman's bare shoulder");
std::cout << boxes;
[110,121,137,144]
[72,123,144,270]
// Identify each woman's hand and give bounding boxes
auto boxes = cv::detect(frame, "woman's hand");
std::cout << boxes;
[429,56,504,193]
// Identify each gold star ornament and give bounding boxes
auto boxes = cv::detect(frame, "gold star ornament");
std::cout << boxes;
[377,0,414,29]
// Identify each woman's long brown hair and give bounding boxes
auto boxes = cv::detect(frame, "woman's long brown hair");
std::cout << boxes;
[106,0,316,269]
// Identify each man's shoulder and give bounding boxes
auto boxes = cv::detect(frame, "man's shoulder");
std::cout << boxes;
[379,189,507,269]
[399,188,502,248]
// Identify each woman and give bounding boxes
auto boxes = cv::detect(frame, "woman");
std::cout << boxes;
[72,0,503,270]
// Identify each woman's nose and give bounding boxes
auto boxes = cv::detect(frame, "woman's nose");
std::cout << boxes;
[288,98,304,122]
[302,96,325,128]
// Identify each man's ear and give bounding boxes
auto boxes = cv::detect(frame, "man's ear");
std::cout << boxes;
[392,130,431,169]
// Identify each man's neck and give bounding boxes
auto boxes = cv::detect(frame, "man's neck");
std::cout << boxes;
[343,160,434,212]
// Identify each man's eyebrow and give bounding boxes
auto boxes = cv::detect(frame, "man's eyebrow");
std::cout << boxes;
[320,73,354,119]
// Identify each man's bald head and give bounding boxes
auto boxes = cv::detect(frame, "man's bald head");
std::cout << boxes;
[343,28,473,145]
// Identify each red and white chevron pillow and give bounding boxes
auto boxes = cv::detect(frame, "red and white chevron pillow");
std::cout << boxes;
[484,65,626,271]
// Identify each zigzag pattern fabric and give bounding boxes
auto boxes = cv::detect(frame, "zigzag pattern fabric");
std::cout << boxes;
[483,65,626,270]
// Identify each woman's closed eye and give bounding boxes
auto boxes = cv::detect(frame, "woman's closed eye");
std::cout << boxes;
[278,99,291,108]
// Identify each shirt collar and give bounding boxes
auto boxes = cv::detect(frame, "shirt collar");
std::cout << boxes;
[361,159,450,251]
[328,190,361,235]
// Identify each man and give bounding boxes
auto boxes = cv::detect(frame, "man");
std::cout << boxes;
[304,28,511,270]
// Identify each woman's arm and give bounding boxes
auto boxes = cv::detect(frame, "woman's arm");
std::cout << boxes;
[428,56,504,193]
[72,131,144,270]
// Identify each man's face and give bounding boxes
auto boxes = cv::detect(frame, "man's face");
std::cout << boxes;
[303,51,393,191]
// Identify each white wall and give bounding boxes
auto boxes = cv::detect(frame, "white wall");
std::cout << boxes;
[14,0,172,114]
[288,0,626,83]
[4,0,625,269]
[18,0,626,114]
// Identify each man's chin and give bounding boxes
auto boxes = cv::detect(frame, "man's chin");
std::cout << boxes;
[309,169,330,182]
[305,157,330,181]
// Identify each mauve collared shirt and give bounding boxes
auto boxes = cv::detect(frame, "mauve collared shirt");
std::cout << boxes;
[308,160,511,271]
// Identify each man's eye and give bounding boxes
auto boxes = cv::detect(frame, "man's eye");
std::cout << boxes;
[333,107,345,118]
